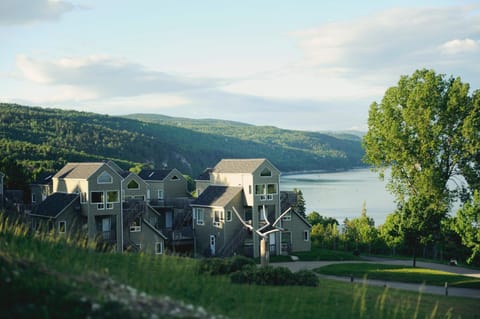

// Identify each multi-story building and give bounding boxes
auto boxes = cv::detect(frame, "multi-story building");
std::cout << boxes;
[26,158,311,258]
[191,159,311,258]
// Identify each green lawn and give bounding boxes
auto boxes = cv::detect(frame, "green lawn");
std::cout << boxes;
[315,263,480,289]
[270,246,364,262]
[1,219,479,318]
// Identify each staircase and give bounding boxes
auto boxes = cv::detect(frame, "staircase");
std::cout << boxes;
[122,200,146,230]
[217,226,250,257]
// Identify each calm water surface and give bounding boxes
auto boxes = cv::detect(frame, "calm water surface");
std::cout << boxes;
[280,168,396,225]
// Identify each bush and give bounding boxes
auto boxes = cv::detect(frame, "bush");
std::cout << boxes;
[197,256,256,276]
[229,255,256,273]
[294,270,319,287]
[230,266,319,287]
[197,258,231,275]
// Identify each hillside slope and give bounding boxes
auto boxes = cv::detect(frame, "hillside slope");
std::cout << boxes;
[0,103,364,183]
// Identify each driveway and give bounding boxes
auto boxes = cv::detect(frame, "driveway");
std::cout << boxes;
[271,257,480,298]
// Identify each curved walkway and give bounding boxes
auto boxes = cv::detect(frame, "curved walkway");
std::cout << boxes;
[272,257,480,299]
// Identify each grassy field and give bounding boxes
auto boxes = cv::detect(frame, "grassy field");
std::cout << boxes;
[1,218,479,318]
[315,263,480,289]
[270,246,364,262]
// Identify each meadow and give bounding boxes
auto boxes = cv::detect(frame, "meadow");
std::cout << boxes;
[1,217,479,319]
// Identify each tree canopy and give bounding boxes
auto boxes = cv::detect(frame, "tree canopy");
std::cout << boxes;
[363,69,480,265]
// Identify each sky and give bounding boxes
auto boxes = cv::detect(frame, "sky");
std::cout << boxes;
[1,0,479,131]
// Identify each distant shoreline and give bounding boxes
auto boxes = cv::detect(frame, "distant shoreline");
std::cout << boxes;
[281,166,370,176]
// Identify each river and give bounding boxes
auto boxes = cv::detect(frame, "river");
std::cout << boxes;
[280,168,396,226]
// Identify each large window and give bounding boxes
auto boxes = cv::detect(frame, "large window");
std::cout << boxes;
[97,171,113,184]
[255,183,277,200]
[91,191,104,209]
[106,191,119,209]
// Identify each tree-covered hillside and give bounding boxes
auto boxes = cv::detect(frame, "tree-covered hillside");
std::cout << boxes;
[0,103,365,187]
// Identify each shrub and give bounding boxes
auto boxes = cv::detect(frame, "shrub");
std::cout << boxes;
[197,256,256,276]
[230,266,318,287]
[197,258,231,275]
[294,270,319,287]
[229,255,256,273]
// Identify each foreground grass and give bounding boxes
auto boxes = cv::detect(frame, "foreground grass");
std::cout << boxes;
[1,220,479,318]
[315,263,480,289]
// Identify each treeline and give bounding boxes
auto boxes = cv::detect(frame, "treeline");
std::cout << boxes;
[308,209,475,265]
[0,103,364,189]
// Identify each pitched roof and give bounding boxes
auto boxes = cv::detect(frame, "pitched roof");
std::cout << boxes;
[213,158,268,174]
[138,169,172,181]
[31,193,79,218]
[53,162,105,179]
[31,172,54,185]
[192,186,243,207]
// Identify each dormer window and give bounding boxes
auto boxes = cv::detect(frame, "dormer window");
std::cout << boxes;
[260,167,272,177]
[127,180,139,189]
[97,171,113,184]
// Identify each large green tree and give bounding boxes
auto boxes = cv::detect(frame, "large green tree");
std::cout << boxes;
[363,69,479,266]
[455,191,480,264]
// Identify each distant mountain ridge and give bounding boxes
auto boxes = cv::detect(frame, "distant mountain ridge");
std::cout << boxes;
[0,103,365,183]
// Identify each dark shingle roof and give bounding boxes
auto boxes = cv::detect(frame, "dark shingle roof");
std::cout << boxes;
[192,186,243,207]
[138,169,172,181]
[213,159,267,174]
[32,172,54,185]
[31,193,79,218]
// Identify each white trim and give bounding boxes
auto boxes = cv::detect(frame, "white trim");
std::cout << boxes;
[155,241,163,255]
[58,220,66,233]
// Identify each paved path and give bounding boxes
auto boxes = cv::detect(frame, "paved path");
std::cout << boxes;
[272,257,480,299]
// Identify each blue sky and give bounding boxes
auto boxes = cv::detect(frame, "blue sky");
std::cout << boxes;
[1,0,479,131]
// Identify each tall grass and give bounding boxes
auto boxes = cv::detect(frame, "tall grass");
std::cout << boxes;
[1,215,478,318]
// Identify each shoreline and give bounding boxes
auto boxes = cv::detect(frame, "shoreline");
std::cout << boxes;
[281,166,370,176]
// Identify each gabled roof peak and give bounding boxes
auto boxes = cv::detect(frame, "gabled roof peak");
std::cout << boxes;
[213,158,273,174]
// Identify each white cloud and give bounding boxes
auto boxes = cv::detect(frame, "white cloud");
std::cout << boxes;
[0,0,75,25]
[440,38,480,55]
[16,54,220,101]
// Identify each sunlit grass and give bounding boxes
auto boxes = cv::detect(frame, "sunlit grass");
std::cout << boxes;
[315,263,480,289]
[1,215,479,318]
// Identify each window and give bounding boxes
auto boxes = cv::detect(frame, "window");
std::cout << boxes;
[226,210,232,222]
[58,220,66,233]
[127,180,139,189]
[260,167,272,177]
[282,211,292,221]
[107,191,119,203]
[171,175,179,180]
[255,184,266,195]
[267,184,277,194]
[97,171,113,184]
[213,210,223,227]
[304,230,310,241]
[130,217,141,232]
[195,208,204,225]
[91,191,104,209]
[155,242,163,255]
[31,193,36,203]
[158,190,164,200]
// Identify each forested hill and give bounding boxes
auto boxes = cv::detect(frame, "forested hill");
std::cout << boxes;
[0,103,365,185]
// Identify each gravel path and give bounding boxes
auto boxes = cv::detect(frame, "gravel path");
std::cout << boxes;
[271,257,480,299]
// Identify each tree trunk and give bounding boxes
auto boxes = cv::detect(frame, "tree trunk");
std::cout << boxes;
[260,237,269,267]
[412,246,417,268]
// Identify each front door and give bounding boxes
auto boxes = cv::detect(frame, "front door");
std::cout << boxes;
[102,217,111,240]
[209,235,216,256]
